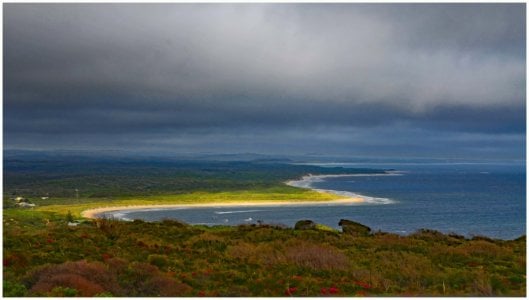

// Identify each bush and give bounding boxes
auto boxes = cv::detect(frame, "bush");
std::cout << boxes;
[49,286,78,297]
[285,241,350,271]
[121,262,191,296]
[32,275,98,296]
[66,211,74,223]
[3,207,525,297]
[3,280,28,297]
[160,219,188,227]
[141,276,192,296]
[24,260,121,296]
[148,254,169,269]
[95,218,126,240]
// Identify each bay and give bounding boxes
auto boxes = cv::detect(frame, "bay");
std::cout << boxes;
[101,160,526,240]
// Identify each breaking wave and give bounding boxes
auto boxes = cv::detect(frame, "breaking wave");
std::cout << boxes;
[214,209,265,215]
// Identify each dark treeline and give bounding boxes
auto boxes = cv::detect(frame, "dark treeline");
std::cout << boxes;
[4,156,383,198]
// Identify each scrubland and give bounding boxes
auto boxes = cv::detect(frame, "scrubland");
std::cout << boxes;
[3,209,525,297]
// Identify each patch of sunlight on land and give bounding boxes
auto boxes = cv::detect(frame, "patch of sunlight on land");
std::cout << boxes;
[35,188,342,217]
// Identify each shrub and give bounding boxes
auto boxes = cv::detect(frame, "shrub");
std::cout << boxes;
[148,254,169,269]
[160,219,188,227]
[65,211,74,223]
[227,242,258,261]
[105,257,128,275]
[472,270,493,296]
[31,274,103,296]
[471,235,495,243]
[3,280,28,297]
[448,233,466,240]
[285,241,349,271]
[188,232,227,252]
[466,240,504,257]
[141,276,192,296]
[48,286,78,297]
[411,229,449,242]
[24,260,121,296]
[95,218,126,240]
[121,262,191,296]
[227,242,285,266]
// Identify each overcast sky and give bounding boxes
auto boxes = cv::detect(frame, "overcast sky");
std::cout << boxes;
[4,3,526,159]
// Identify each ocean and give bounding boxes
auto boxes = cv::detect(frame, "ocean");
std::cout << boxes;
[101,160,526,240]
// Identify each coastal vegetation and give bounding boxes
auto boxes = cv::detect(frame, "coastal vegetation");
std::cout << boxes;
[3,209,526,297]
[4,156,377,199]
[3,155,526,296]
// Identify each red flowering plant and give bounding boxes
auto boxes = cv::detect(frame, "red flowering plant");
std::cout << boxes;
[320,286,339,296]
[354,280,372,289]
[101,253,112,261]
[284,286,297,296]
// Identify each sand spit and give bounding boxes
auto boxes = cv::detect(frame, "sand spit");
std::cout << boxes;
[81,197,363,219]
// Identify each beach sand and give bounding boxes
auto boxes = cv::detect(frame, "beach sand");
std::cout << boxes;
[81,197,363,219]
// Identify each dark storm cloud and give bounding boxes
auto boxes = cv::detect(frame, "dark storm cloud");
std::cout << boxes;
[3,4,525,157]
[375,4,525,56]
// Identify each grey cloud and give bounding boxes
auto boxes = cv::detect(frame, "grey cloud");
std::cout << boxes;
[6,4,524,105]
[3,4,525,158]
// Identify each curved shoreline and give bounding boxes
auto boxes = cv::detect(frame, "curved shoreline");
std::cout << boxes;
[82,173,397,220]
[285,174,395,205]
[81,197,364,219]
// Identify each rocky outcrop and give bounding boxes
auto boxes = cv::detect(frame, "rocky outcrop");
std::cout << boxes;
[294,220,316,230]
[338,219,371,236]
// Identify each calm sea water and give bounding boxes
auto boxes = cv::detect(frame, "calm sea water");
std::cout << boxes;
[102,161,526,240]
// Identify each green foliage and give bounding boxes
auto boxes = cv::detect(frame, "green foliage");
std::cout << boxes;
[3,280,28,297]
[4,158,381,199]
[65,210,74,223]
[147,254,169,269]
[3,209,526,296]
[49,286,78,297]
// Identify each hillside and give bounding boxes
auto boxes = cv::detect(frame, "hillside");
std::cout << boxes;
[3,209,525,297]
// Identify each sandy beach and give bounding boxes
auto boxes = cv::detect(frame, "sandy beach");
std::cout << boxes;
[82,175,367,219]
[81,197,363,219]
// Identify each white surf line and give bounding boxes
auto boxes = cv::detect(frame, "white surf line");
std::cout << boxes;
[285,173,397,205]
[214,209,265,215]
